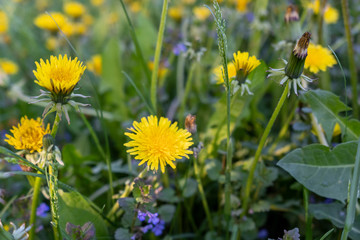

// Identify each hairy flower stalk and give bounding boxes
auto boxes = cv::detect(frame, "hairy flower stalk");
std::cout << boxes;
[242,32,312,217]
[43,134,63,240]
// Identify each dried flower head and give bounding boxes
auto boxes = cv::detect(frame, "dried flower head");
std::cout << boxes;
[124,116,193,173]
[285,5,299,23]
[185,114,197,134]
[267,32,315,96]
[5,116,51,153]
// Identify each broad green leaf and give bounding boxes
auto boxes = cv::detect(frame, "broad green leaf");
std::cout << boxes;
[158,204,176,223]
[58,190,108,238]
[114,228,131,240]
[277,141,358,201]
[302,89,360,142]
[179,178,197,198]
[309,202,360,239]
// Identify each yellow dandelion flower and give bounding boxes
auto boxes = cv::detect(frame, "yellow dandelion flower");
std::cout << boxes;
[324,6,338,24]
[87,55,102,76]
[33,54,86,97]
[45,37,58,51]
[169,6,184,21]
[0,11,8,34]
[193,6,211,21]
[148,61,168,79]
[232,51,261,77]
[213,63,236,84]
[130,1,142,13]
[236,0,250,13]
[307,0,320,14]
[304,43,336,74]
[0,59,18,75]
[34,12,66,32]
[91,0,104,7]
[124,116,193,173]
[64,2,86,18]
[5,116,51,153]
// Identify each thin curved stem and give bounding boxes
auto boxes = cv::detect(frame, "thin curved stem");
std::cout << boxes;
[150,0,168,113]
[241,81,289,216]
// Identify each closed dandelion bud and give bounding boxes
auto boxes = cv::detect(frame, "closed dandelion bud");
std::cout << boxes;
[284,5,299,23]
[185,114,197,134]
[285,32,311,79]
[42,134,55,152]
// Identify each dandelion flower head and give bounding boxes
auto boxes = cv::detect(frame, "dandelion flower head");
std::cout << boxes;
[305,43,336,74]
[34,12,66,32]
[232,51,261,78]
[5,116,51,153]
[324,6,338,24]
[64,2,86,18]
[193,6,211,21]
[0,11,8,34]
[168,6,184,21]
[124,116,193,173]
[213,63,236,85]
[0,59,18,75]
[236,0,250,13]
[87,55,102,76]
[33,54,86,98]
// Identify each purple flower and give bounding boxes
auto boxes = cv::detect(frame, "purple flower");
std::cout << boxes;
[173,43,187,56]
[152,220,165,236]
[141,224,153,233]
[257,229,268,239]
[137,210,147,222]
[147,212,160,225]
[36,203,50,217]
[131,234,136,240]
[246,12,255,22]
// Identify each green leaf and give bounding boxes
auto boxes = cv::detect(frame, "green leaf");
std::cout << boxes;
[58,190,108,238]
[278,141,358,201]
[158,204,176,223]
[114,228,131,240]
[0,146,44,174]
[179,178,197,198]
[0,225,14,240]
[309,202,360,239]
[302,89,360,142]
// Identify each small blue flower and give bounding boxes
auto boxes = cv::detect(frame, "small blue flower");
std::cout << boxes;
[152,220,165,236]
[131,234,136,240]
[36,202,50,217]
[147,212,160,225]
[257,229,268,239]
[137,210,147,222]
[173,43,187,56]
[141,224,153,234]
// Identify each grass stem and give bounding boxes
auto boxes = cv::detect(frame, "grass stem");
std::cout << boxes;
[29,176,42,240]
[150,0,168,113]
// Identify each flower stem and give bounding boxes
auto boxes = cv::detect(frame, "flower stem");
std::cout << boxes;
[29,176,42,240]
[150,0,168,113]
[303,187,313,240]
[341,0,359,119]
[241,81,289,216]
[48,162,61,240]
[179,62,197,127]
[50,111,61,138]
[193,155,214,231]
[341,138,360,240]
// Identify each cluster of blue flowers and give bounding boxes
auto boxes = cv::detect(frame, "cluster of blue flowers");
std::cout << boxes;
[135,210,165,237]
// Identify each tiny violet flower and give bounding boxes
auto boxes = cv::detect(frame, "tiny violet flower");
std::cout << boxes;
[147,212,160,225]
[152,220,165,236]
[173,43,187,56]
[141,224,153,234]
[137,210,147,222]
[257,229,268,239]
[36,202,50,217]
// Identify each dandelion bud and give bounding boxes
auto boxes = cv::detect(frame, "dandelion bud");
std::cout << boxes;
[285,32,311,79]
[185,114,197,134]
[42,134,55,152]
[284,5,299,24]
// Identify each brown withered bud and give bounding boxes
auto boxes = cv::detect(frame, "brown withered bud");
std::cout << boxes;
[284,5,299,24]
[185,114,197,134]
[293,32,311,59]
